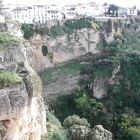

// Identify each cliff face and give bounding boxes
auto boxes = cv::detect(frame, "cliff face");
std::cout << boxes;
[43,72,80,102]
[0,22,46,140]
[30,28,100,72]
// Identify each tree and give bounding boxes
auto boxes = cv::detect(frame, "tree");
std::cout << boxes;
[21,24,34,39]
[63,115,90,128]
[63,115,91,140]
[99,32,107,52]
[50,25,64,38]
[107,4,119,17]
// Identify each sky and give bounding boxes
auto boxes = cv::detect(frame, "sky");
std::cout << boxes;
[3,0,140,8]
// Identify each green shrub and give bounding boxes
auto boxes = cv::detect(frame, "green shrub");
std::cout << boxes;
[64,18,92,31]
[45,111,69,140]
[63,115,91,140]
[63,115,90,129]
[50,94,77,122]
[0,32,20,48]
[34,25,49,36]
[0,71,22,88]
[21,24,49,39]
[21,24,34,39]
[94,65,113,78]
[49,25,64,38]
[128,127,140,140]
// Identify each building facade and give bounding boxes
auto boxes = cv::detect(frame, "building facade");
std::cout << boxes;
[12,5,63,23]
[127,8,138,16]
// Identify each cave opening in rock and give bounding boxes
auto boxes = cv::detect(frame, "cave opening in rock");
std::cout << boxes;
[42,45,48,56]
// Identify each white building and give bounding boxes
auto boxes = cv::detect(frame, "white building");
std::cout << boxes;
[12,5,63,23]
[64,5,78,19]
[77,2,104,18]
[64,3,104,19]
[127,8,138,16]
[11,3,105,23]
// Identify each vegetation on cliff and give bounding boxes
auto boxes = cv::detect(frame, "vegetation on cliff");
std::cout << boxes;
[0,71,22,88]
[45,111,69,140]
[49,25,64,38]
[46,26,140,140]
[21,18,96,39]
[0,32,20,48]
[40,63,89,85]
[50,54,140,140]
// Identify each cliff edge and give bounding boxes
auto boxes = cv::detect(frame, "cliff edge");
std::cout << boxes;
[0,22,46,140]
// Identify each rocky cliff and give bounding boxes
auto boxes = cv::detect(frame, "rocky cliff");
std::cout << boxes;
[43,72,80,102]
[30,28,100,72]
[0,22,46,140]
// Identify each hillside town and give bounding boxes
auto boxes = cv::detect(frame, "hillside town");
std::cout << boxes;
[5,2,139,24]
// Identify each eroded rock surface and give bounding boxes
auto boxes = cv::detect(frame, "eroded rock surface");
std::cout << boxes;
[0,22,46,140]
[43,73,80,102]
[30,28,100,72]
[90,125,112,140]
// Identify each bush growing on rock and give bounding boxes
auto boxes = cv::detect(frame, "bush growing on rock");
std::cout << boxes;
[63,115,90,128]
[0,32,20,48]
[63,115,91,140]
[45,111,69,140]
[21,24,34,39]
[0,71,22,88]
[49,25,64,38]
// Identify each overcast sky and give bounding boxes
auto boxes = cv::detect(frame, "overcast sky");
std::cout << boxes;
[3,0,140,8]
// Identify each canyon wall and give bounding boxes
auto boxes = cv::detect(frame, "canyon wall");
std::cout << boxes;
[0,22,46,140]
[30,28,100,72]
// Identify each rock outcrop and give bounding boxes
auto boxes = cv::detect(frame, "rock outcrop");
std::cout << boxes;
[0,22,46,140]
[30,28,100,72]
[89,125,112,140]
[93,78,109,99]
[43,72,80,102]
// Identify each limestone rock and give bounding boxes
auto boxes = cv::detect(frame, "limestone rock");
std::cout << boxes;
[0,84,28,121]
[93,78,109,99]
[0,22,46,140]
[89,125,112,140]
[30,28,100,72]
[43,73,80,102]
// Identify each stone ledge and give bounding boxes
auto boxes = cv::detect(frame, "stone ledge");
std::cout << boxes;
[0,84,28,121]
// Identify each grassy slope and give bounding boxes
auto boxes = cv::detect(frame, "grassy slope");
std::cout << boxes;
[40,63,89,85]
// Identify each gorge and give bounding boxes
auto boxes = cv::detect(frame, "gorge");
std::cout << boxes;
[1,16,140,140]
